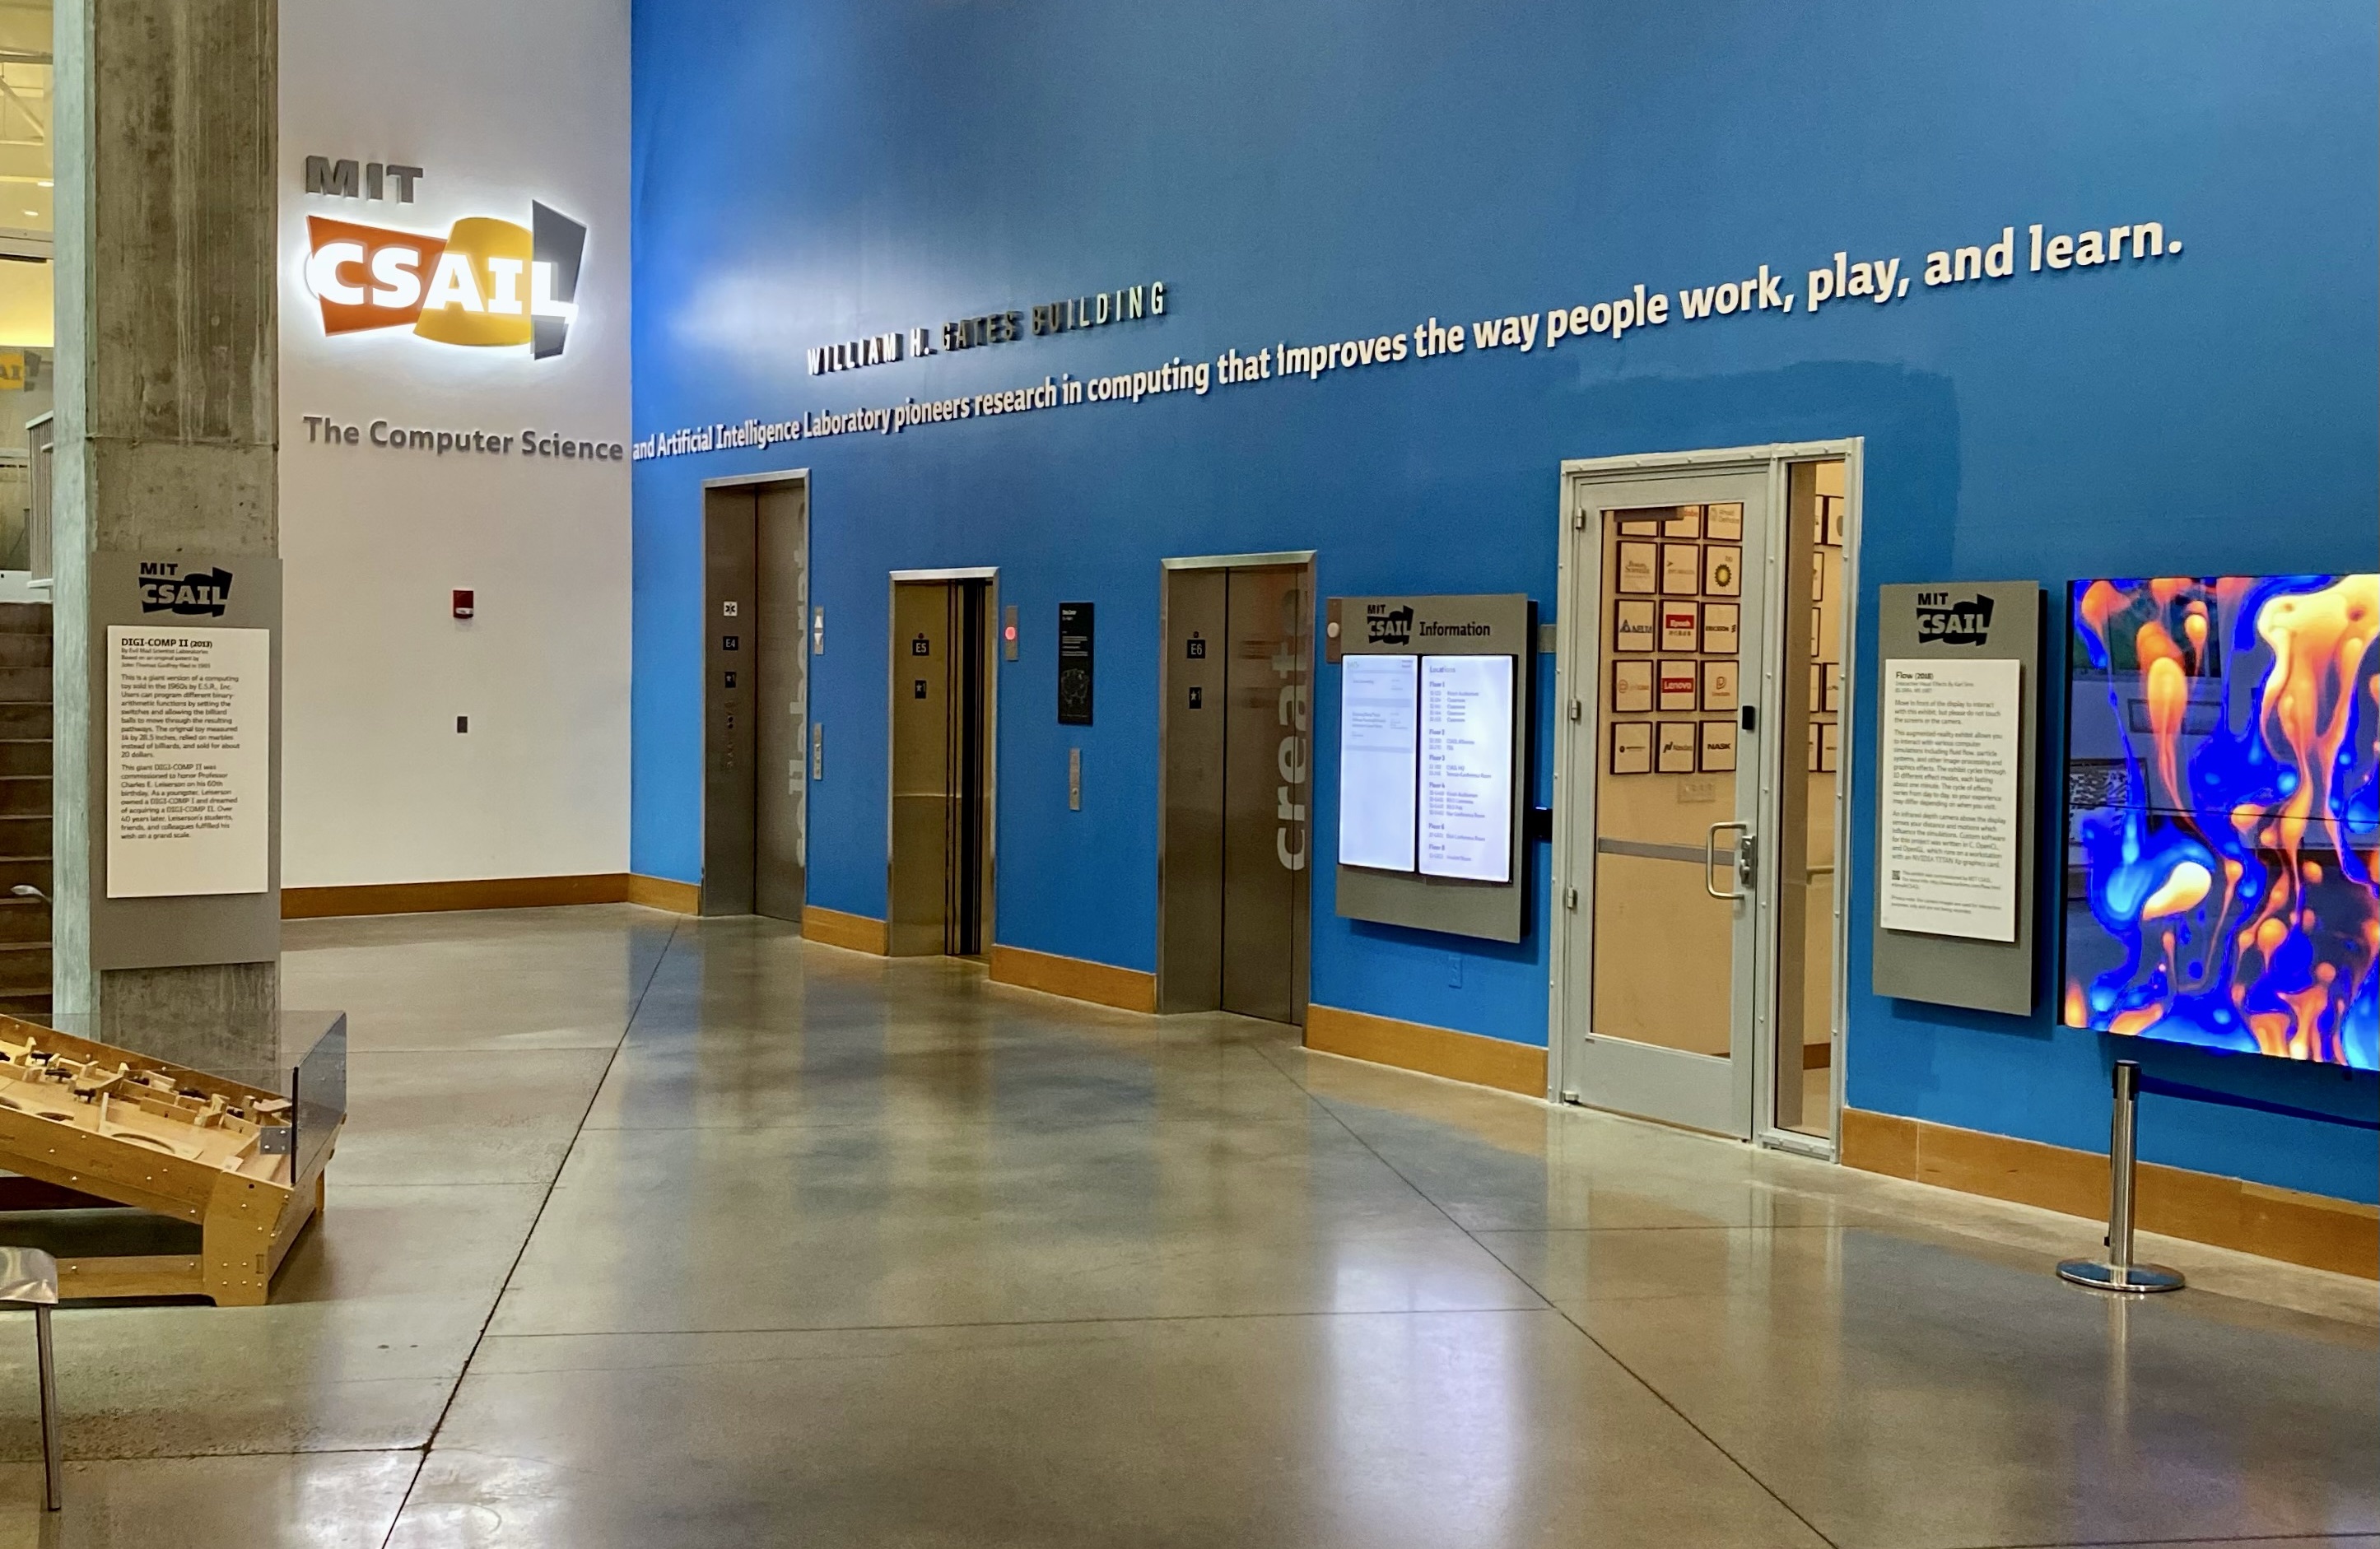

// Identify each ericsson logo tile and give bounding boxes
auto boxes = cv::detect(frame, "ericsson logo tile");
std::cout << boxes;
[300,156,586,360]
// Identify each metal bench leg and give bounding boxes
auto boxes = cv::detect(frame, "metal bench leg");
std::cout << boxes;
[35,1304,58,1510]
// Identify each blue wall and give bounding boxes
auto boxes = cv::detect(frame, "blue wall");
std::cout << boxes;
[630,0,2378,1202]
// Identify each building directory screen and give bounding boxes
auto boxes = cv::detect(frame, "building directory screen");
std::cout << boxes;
[1338,654,1419,871]
[1419,654,1515,882]
[1336,652,1515,883]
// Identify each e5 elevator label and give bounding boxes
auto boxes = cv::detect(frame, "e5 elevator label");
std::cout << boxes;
[1058,602,1094,725]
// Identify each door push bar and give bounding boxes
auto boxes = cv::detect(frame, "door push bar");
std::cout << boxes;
[1703,821,1754,900]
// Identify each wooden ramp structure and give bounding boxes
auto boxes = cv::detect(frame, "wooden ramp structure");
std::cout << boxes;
[0,1016,334,1305]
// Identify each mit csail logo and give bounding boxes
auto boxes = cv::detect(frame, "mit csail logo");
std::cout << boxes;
[300,157,585,359]
[140,565,234,618]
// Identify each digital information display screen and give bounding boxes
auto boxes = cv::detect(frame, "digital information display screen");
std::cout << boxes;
[1419,654,1515,882]
[1337,654,1419,872]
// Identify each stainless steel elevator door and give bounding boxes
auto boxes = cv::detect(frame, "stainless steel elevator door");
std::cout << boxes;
[1159,569,1227,1011]
[887,581,953,956]
[755,481,809,922]
[701,490,757,915]
[1222,567,1309,1023]
[948,581,990,955]
[1157,562,1311,1025]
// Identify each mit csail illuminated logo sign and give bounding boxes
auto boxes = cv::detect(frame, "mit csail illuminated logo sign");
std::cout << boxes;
[300,156,585,360]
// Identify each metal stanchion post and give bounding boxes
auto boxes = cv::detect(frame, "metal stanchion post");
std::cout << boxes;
[34,1302,58,1510]
[2058,1060,2185,1293]
[0,1247,63,1509]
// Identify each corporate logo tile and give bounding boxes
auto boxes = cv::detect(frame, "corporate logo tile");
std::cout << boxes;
[299,156,585,359]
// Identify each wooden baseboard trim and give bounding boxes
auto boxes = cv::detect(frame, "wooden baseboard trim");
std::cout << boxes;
[987,944,1157,1013]
[802,905,888,954]
[1842,1107,2378,1280]
[1305,1004,1548,1097]
[625,874,701,914]
[282,873,633,919]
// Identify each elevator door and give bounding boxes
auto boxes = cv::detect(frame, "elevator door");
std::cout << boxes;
[753,483,809,920]
[887,576,993,956]
[1159,561,1311,1023]
[701,477,809,919]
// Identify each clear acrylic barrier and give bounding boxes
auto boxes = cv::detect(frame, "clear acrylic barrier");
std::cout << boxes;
[12,1010,348,1185]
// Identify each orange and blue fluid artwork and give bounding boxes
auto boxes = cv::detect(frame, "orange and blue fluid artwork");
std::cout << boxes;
[2063,575,2378,1068]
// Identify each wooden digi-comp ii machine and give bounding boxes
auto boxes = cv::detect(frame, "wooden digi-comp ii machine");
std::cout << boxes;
[0,1016,338,1305]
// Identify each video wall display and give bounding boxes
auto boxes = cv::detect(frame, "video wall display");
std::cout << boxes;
[1605,503,1743,779]
[2062,573,2378,1070]
[1336,652,1516,884]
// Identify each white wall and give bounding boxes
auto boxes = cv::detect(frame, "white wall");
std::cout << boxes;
[277,0,631,887]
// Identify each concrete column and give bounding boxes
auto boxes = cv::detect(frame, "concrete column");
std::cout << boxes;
[50,0,279,1067]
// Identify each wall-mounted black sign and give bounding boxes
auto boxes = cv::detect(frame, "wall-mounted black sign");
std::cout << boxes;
[1058,602,1094,725]
[911,634,931,656]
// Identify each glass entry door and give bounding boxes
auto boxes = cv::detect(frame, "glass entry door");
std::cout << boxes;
[1554,466,1774,1136]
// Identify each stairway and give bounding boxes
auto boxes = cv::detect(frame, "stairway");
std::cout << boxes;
[0,600,49,1016]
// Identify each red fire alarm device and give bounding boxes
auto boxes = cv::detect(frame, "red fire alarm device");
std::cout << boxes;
[453,589,475,620]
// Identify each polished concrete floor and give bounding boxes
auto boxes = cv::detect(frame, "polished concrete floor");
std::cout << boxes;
[0,905,2370,1547]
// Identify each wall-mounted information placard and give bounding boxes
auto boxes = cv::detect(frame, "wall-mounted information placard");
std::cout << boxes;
[1872,581,2041,1014]
[1056,602,1094,724]
[1338,654,1418,871]
[107,626,272,898]
[85,552,283,973]
[1419,654,1514,882]
[1328,593,1530,942]
[1878,658,2022,941]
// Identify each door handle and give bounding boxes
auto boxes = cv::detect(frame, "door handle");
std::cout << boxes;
[1704,821,1753,900]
